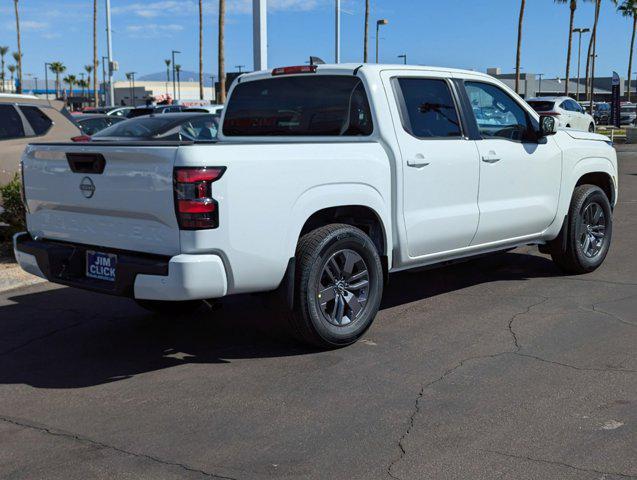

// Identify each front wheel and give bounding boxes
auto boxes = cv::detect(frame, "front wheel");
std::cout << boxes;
[549,185,612,274]
[289,224,384,348]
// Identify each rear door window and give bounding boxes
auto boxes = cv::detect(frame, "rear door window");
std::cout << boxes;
[223,75,373,136]
[0,105,26,140]
[19,106,53,135]
[394,78,462,138]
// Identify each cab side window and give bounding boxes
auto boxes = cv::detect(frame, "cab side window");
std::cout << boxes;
[465,81,533,141]
[395,78,462,138]
[0,105,26,140]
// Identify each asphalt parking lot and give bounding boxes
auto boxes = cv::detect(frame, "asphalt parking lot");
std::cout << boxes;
[0,148,635,480]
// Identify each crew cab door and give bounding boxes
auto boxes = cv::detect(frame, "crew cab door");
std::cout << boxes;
[382,71,480,257]
[460,79,562,245]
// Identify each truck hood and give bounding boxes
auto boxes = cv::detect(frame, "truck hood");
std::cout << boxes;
[563,129,610,142]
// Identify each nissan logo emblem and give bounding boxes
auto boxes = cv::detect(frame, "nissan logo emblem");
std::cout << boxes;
[80,177,96,199]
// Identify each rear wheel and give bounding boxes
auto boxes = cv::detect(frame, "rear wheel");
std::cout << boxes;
[289,224,383,348]
[588,123,595,132]
[549,185,612,274]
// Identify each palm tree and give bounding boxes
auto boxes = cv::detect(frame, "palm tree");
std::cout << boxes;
[93,0,98,106]
[78,79,88,98]
[218,0,226,104]
[555,0,579,95]
[619,0,637,101]
[198,0,204,100]
[13,0,22,94]
[63,74,77,97]
[515,0,526,94]
[0,46,8,93]
[85,65,93,98]
[49,62,66,98]
[363,0,370,62]
[164,59,171,96]
[7,65,16,92]
[175,64,182,99]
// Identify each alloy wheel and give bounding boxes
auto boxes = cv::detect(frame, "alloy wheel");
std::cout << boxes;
[578,201,606,258]
[317,249,370,327]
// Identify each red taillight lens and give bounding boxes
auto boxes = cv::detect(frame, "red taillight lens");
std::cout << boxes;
[174,167,225,230]
[71,135,92,142]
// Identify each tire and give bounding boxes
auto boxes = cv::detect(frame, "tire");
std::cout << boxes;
[588,123,595,133]
[135,299,203,316]
[289,224,384,348]
[549,185,612,274]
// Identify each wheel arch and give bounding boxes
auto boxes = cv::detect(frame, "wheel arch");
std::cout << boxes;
[575,171,616,206]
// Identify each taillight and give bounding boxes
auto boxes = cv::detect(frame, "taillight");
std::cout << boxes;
[71,135,92,142]
[272,65,318,76]
[174,167,225,230]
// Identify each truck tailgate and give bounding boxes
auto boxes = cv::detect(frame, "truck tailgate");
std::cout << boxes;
[22,143,181,256]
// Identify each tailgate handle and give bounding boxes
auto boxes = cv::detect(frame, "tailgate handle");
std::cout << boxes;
[66,153,106,174]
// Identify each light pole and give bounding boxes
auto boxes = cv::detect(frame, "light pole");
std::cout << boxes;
[573,27,590,101]
[375,19,388,63]
[126,72,136,106]
[235,65,245,73]
[210,75,215,102]
[537,73,544,96]
[44,62,51,101]
[171,50,180,100]
[398,54,407,65]
[105,0,115,107]
[335,0,341,63]
[252,0,267,71]
[33,76,38,93]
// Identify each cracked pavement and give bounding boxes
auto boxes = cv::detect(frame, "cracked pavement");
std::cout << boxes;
[0,147,635,479]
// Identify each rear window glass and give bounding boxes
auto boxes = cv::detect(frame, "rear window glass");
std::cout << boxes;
[21,106,52,135]
[223,75,373,136]
[0,105,25,140]
[527,101,555,112]
[128,108,154,118]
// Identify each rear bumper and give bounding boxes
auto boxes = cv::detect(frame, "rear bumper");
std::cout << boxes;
[13,233,228,301]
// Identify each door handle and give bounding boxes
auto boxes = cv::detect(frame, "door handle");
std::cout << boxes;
[481,152,501,163]
[407,154,430,168]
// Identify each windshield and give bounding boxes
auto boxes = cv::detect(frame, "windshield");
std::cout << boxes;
[223,75,373,136]
[527,101,555,112]
[92,115,218,140]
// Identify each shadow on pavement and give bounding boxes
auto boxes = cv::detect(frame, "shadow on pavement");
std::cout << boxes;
[0,250,560,389]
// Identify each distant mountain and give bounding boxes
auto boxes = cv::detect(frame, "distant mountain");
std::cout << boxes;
[139,71,216,86]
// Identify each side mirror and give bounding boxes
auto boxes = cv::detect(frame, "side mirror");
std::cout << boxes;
[539,115,558,137]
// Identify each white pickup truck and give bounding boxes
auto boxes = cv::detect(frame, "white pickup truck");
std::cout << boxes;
[15,64,618,348]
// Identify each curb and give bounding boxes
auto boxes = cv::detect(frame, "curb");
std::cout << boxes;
[0,263,47,294]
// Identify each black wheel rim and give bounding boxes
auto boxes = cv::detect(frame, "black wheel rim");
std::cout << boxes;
[578,201,606,258]
[317,249,370,327]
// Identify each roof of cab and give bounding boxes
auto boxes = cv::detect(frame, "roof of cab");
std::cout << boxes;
[236,63,493,83]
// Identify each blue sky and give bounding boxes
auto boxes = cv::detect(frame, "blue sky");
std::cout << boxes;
[0,0,635,83]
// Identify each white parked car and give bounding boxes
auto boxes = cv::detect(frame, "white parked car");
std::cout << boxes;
[527,96,596,132]
[15,64,618,348]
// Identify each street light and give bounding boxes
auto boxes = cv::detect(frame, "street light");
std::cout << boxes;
[335,0,341,63]
[235,65,246,73]
[398,54,407,65]
[375,19,388,63]
[573,27,590,101]
[33,76,38,93]
[537,73,544,95]
[171,50,180,100]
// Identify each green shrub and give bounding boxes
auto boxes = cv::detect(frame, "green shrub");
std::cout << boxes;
[0,174,26,239]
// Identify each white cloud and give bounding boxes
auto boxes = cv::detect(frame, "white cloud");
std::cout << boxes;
[21,20,49,30]
[125,23,185,38]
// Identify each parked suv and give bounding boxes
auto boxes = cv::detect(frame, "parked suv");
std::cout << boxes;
[527,96,595,131]
[0,94,80,185]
